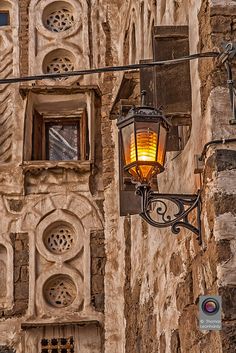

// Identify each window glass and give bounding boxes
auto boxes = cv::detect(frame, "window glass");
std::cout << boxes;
[0,12,9,26]
[46,122,80,160]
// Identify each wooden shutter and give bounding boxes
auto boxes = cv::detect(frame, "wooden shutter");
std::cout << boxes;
[32,110,43,160]
[153,26,192,115]
[139,59,156,107]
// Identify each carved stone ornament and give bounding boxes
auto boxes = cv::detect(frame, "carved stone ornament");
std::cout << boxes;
[43,274,77,308]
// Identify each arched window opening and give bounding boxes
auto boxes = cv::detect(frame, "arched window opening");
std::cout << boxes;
[140,2,144,59]
[123,30,129,65]
[131,24,136,64]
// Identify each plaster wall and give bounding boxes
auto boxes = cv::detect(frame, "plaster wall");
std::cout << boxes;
[100,0,236,352]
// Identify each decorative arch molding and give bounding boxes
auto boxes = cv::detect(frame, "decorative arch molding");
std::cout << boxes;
[36,209,84,262]
[122,1,157,63]
[0,235,14,309]
[21,192,103,233]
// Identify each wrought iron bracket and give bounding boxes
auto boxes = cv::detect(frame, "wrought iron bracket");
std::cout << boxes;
[136,185,202,245]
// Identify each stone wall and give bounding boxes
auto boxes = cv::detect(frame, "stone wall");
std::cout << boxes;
[104,1,236,353]
[91,230,106,312]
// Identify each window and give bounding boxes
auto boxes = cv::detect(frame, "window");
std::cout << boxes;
[45,120,80,160]
[0,12,9,26]
[41,337,74,353]
[32,110,89,161]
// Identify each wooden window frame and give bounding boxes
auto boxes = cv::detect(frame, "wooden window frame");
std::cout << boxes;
[32,109,88,161]
[41,336,74,353]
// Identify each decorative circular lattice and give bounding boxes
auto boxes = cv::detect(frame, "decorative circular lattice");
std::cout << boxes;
[45,8,74,32]
[44,275,76,308]
[46,56,74,74]
[44,222,75,254]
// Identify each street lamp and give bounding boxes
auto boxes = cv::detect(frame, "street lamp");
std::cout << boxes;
[117,93,170,184]
[117,92,202,244]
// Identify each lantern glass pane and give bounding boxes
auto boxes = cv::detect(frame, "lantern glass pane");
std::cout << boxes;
[157,124,167,167]
[133,121,159,180]
[135,122,159,162]
[121,122,136,166]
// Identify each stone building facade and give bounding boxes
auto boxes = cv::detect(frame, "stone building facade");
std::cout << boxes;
[0,0,235,352]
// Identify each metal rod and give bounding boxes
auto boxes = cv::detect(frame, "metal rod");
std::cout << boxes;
[225,61,236,124]
[199,137,236,161]
[0,51,219,85]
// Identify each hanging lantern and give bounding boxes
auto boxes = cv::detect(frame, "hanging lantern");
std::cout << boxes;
[117,105,170,184]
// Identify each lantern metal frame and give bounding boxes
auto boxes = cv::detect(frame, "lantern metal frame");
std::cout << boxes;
[117,104,170,183]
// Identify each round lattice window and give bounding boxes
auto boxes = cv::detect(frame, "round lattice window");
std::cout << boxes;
[46,56,74,74]
[43,49,75,75]
[46,8,74,32]
[44,275,77,308]
[44,222,75,254]
[43,1,75,33]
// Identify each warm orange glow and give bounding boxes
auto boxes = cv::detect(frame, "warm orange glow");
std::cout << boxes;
[128,128,162,181]
[130,128,158,163]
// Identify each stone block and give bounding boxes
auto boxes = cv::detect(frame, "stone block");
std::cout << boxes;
[221,321,236,353]
[92,293,104,312]
[210,15,231,33]
[12,299,28,316]
[14,240,23,251]
[14,266,21,282]
[14,282,29,300]
[200,332,222,353]
[0,347,15,353]
[217,240,232,263]
[91,257,105,275]
[178,305,202,352]
[159,333,166,353]
[170,330,180,353]
[91,274,104,293]
[14,250,28,266]
[214,193,236,217]
[170,252,183,276]
[20,266,29,282]
[191,256,205,301]
[176,272,193,312]
[219,286,236,320]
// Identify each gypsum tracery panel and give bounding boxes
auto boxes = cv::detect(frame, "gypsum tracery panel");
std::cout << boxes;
[46,56,74,74]
[43,1,75,33]
[44,223,75,254]
[42,49,75,76]
[43,275,77,308]
[45,8,74,32]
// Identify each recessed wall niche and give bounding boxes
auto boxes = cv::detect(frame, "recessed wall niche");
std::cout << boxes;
[0,245,7,300]
[35,209,84,316]
[43,1,75,33]
[0,238,14,309]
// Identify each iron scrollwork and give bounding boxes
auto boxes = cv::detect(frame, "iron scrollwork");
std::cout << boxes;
[136,185,202,245]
